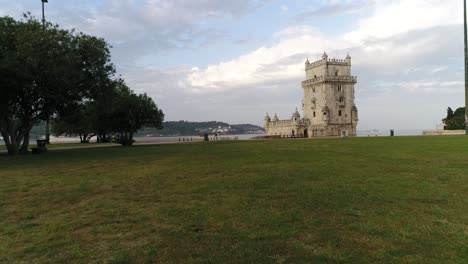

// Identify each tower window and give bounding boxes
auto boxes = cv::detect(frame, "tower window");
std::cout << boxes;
[323,112,327,116]
[335,70,339,76]
[339,110,342,116]
[338,85,342,92]
[339,97,344,103]
[313,111,316,117]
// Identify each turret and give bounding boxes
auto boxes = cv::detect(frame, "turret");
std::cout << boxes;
[264,113,271,128]
[322,51,328,61]
[346,53,351,66]
[273,113,279,122]
[305,58,310,69]
[351,105,358,121]
[292,108,300,123]
[322,51,329,76]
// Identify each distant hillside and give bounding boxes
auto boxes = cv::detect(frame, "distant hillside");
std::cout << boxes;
[137,121,265,136]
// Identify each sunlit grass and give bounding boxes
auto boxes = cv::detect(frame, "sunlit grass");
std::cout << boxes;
[1,136,467,263]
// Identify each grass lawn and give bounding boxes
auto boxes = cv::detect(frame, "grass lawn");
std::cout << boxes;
[1,136,467,263]
[0,142,116,151]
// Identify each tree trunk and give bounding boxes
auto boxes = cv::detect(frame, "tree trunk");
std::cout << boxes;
[84,133,95,143]
[1,124,20,155]
[45,117,50,144]
[20,131,30,154]
[0,129,18,155]
[129,132,134,146]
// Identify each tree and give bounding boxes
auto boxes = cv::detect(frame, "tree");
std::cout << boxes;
[443,106,466,130]
[110,82,164,146]
[0,14,115,154]
[0,15,77,155]
[51,33,116,143]
[52,102,96,143]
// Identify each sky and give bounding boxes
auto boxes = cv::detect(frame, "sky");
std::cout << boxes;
[1,0,466,130]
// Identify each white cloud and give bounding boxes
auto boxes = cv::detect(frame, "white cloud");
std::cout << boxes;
[344,0,462,45]
[376,80,464,94]
[187,0,464,94]
[187,26,343,92]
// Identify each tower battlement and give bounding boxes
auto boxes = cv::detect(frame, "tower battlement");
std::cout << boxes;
[305,52,352,71]
[306,58,349,70]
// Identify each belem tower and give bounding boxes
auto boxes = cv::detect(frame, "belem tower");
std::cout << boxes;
[264,52,358,138]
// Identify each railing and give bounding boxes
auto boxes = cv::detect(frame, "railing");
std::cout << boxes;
[302,75,357,86]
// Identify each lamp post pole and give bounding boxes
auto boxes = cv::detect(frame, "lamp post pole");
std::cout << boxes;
[41,0,50,143]
[465,0,468,134]
[42,0,46,26]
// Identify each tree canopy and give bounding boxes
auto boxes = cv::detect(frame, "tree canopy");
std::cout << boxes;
[0,14,164,154]
[443,107,466,130]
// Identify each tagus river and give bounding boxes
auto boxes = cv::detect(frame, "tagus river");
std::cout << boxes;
[4,130,425,145]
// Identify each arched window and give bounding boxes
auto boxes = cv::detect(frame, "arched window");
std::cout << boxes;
[339,110,342,116]
[335,70,339,76]
[338,85,342,92]
[339,97,344,103]
[313,111,316,117]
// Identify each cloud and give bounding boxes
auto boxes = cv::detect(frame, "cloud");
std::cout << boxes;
[297,0,368,19]
[1,0,271,64]
[344,0,462,45]
[187,26,343,92]
[375,80,463,94]
[122,66,302,123]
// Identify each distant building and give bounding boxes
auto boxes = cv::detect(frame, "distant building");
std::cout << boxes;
[264,52,359,137]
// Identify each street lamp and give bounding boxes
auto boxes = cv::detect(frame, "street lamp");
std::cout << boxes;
[465,0,468,135]
[41,0,47,26]
[41,0,50,143]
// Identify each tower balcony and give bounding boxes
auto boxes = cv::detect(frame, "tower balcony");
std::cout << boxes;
[302,75,357,87]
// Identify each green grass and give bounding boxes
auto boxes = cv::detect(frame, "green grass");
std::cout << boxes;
[1,136,467,263]
[0,142,116,151]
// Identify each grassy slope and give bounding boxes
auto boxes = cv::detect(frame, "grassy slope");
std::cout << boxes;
[0,136,467,263]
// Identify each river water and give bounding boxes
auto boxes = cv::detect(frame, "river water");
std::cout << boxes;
[0,130,426,145]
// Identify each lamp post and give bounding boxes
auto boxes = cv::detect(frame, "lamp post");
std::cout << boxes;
[41,0,51,143]
[465,0,468,135]
[42,0,47,26]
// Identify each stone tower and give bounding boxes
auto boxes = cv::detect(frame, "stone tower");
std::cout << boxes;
[264,52,358,138]
[302,52,358,137]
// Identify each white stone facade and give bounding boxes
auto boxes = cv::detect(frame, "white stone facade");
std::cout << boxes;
[264,52,359,138]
